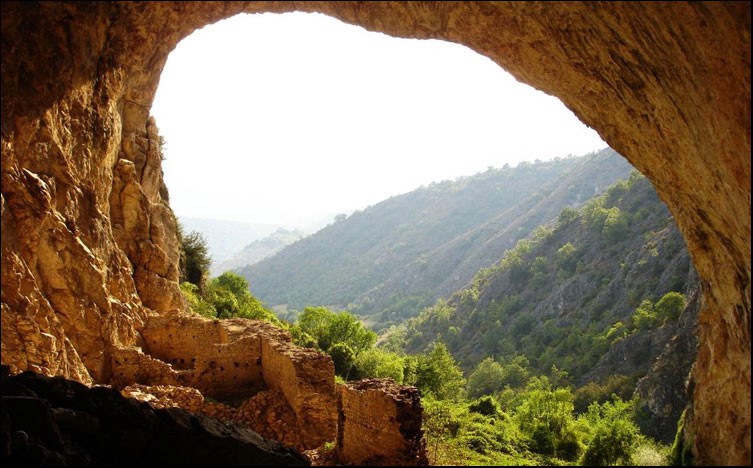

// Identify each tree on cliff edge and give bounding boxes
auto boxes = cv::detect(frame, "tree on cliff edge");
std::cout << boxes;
[177,222,211,292]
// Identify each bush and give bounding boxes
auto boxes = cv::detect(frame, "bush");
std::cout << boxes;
[329,342,356,378]
[530,423,555,456]
[632,299,658,330]
[468,358,506,398]
[178,226,211,290]
[556,425,584,461]
[555,242,578,273]
[469,396,501,417]
[581,418,638,465]
[654,292,686,323]
[353,348,405,383]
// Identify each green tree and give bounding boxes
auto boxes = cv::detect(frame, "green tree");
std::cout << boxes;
[329,342,356,378]
[500,355,530,389]
[468,395,501,417]
[558,205,580,227]
[414,342,465,400]
[213,271,251,298]
[555,242,578,273]
[206,284,239,319]
[296,306,332,347]
[581,418,638,465]
[353,348,405,382]
[180,282,215,318]
[579,398,639,466]
[654,291,686,323]
[602,207,629,243]
[467,357,506,398]
[632,299,658,330]
[324,311,377,354]
[178,226,211,291]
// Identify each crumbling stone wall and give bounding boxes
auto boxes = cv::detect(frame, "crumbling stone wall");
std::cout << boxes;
[336,378,427,466]
[140,315,270,399]
[261,332,338,449]
[113,313,338,451]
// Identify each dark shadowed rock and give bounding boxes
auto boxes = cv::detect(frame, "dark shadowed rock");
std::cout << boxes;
[1,368,309,466]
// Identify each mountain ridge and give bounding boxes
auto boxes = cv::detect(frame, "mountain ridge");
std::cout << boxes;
[240,148,633,329]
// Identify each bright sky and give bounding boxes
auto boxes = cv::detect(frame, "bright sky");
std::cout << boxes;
[151,12,607,228]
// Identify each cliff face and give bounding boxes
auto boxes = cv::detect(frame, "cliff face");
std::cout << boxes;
[0,2,749,465]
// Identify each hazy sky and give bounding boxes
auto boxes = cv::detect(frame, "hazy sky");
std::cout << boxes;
[151,12,607,228]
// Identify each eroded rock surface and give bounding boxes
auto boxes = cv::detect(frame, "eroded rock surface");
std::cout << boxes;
[1,2,749,464]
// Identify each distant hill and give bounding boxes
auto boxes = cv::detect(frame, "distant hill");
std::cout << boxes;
[214,228,306,276]
[177,217,279,275]
[240,148,633,329]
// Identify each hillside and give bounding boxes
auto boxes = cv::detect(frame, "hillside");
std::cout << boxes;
[387,171,699,442]
[240,148,633,328]
[214,228,306,275]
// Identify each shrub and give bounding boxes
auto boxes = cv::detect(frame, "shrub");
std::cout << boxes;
[469,396,501,417]
[581,418,638,465]
[329,342,356,378]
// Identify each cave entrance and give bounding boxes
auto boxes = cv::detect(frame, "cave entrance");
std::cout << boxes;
[148,9,701,456]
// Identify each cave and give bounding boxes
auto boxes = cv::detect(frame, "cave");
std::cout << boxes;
[0,2,749,465]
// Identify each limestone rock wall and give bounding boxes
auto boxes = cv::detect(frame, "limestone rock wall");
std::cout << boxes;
[336,378,427,466]
[1,2,749,464]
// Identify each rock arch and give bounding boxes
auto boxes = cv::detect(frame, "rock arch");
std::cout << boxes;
[1,2,749,465]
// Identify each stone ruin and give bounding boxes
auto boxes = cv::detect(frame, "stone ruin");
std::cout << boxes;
[110,312,427,465]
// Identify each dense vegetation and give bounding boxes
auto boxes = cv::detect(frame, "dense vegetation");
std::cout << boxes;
[239,149,634,330]
[177,158,698,465]
[385,172,697,383]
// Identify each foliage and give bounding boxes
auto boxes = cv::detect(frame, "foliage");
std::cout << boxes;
[654,291,686,323]
[179,282,215,318]
[554,242,578,274]
[418,371,663,466]
[179,271,280,326]
[581,418,638,465]
[579,398,640,466]
[294,306,377,378]
[467,358,506,398]
[178,224,211,291]
[632,299,659,330]
[632,292,687,331]
[572,375,636,414]
[412,341,466,400]
[352,347,405,383]
[669,409,693,466]
[468,396,501,417]
[329,342,356,378]
[557,205,580,227]
[296,306,377,355]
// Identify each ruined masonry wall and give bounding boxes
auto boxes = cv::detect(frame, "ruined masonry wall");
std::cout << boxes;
[337,378,427,466]
[261,334,338,449]
[116,313,337,450]
[140,315,267,399]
